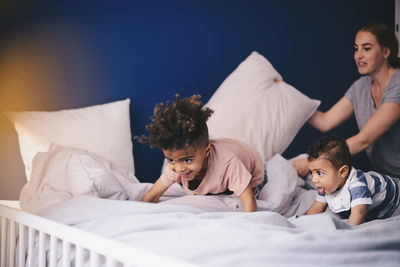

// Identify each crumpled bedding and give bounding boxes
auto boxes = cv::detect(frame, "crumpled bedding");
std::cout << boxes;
[19,143,315,216]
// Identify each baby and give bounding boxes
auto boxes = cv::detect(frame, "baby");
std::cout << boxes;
[137,94,267,212]
[305,135,400,225]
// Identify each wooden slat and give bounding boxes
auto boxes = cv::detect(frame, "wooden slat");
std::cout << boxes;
[75,245,84,267]
[90,251,100,267]
[62,240,71,267]
[38,231,46,267]
[9,220,16,267]
[0,217,6,267]
[19,224,26,267]
[27,227,35,267]
[49,235,58,267]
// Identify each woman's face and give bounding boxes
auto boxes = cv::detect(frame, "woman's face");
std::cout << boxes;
[354,30,389,76]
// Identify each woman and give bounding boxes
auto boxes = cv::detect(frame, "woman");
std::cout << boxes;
[294,22,400,178]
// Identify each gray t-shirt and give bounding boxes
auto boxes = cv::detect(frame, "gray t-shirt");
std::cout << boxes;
[345,69,400,178]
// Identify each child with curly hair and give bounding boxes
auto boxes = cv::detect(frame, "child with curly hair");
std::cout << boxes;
[306,135,400,225]
[137,94,267,212]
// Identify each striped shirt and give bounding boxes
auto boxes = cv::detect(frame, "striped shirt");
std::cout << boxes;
[316,167,400,220]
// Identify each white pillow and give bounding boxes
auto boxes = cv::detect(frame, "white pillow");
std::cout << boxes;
[204,51,320,162]
[5,99,135,180]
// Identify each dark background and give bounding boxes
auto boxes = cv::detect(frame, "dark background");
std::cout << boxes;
[0,0,395,199]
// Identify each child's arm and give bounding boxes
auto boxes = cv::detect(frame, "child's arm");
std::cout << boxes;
[348,204,368,226]
[239,185,257,212]
[306,200,327,215]
[140,178,169,203]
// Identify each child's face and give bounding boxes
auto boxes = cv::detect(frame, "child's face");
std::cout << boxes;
[307,157,347,195]
[163,143,211,182]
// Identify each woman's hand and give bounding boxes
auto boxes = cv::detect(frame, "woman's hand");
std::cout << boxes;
[292,157,309,177]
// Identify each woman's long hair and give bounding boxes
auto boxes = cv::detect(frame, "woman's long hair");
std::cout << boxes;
[360,23,400,68]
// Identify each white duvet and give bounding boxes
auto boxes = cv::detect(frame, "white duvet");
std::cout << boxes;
[20,144,400,266]
[37,196,400,267]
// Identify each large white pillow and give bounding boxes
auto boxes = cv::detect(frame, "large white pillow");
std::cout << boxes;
[5,99,135,180]
[204,51,320,162]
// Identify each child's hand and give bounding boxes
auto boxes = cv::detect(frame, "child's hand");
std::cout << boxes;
[239,186,257,212]
[140,178,169,203]
[306,200,327,215]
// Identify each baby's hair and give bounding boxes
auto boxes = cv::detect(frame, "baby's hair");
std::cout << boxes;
[137,94,214,151]
[307,135,351,169]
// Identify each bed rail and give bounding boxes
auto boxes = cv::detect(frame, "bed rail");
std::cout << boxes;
[0,204,195,267]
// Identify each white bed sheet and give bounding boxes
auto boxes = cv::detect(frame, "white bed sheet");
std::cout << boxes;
[37,196,400,267]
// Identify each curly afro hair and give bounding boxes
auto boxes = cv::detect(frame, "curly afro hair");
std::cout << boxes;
[307,135,351,169]
[137,94,214,151]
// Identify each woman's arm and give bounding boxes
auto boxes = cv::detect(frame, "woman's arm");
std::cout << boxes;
[306,200,327,215]
[308,96,354,133]
[295,100,400,175]
[239,186,257,212]
[348,204,368,226]
[140,178,169,203]
[346,102,400,155]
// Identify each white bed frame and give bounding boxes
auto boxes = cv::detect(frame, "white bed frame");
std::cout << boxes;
[0,204,194,267]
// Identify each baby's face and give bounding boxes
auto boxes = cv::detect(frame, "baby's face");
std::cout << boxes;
[163,144,210,182]
[308,158,345,195]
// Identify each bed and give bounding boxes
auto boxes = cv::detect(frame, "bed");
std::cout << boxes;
[1,52,400,267]
[2,185,400,267]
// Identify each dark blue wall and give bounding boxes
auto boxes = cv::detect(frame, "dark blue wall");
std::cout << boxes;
[0,0,395,197]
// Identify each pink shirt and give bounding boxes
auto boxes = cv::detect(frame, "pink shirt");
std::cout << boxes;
[160,138,264,196]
